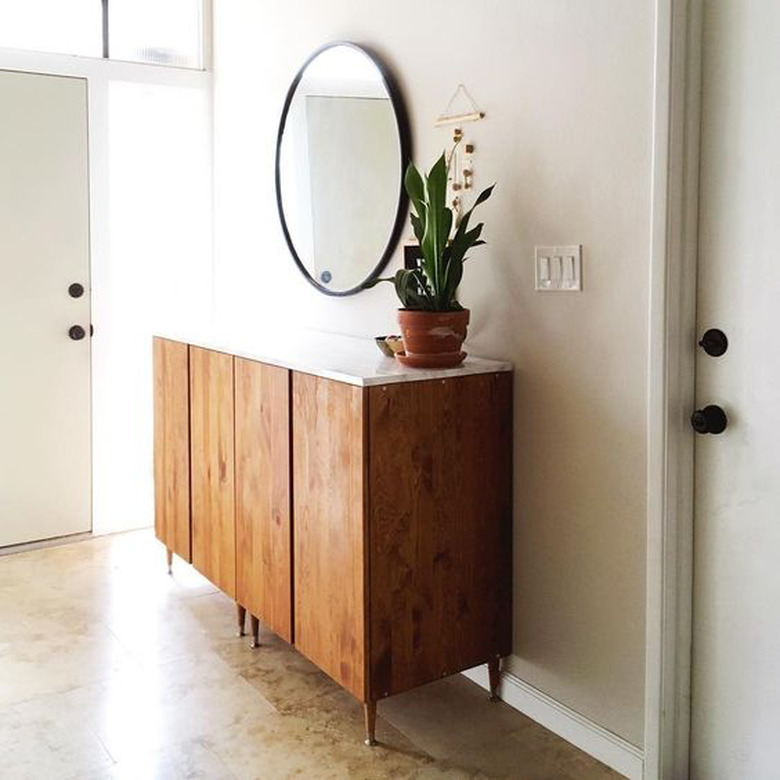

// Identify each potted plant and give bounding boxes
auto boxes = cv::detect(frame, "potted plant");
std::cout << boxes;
[373,152,494,368]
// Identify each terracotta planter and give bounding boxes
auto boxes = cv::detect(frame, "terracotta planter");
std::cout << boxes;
[397,309,470,368]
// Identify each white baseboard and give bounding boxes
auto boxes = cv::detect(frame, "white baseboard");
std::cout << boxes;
[0,531,93,557]
[462,665,644,780]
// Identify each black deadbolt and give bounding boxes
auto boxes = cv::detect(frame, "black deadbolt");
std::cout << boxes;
[691,405,728,435]
[69,325,86,341]
[68,283,85,299]
[698,328,728,357]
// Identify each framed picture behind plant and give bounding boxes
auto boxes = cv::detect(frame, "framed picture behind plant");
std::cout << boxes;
[403,242,423,271]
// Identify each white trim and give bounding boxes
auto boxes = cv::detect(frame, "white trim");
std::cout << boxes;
[463,666,644,780]
[0,532,93,557]
[0,48,210,85]
[201,0,214,72]
[644,1,701,779]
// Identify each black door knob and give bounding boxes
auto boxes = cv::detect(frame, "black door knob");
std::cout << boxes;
[69,325,86,341]
[699,328,728,357]
[691,405,728,434]
[68,283,85,299]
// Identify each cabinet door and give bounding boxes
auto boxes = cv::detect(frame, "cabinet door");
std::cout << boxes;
[153,338,191,561]
[292,372,367,700]
[235,358,292,641]
[367,373,513,699]
[189,346,236,597]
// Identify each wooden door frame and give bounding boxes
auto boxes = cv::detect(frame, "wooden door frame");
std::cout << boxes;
[645,1,702,778]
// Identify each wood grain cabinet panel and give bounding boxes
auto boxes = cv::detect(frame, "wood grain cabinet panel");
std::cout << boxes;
[367,373,513,699]
[189,346,236,598]
[292,372,368,700]
[153,337,191,562]
[235,358,292,642]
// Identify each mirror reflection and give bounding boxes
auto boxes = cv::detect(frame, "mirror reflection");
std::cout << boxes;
[276,44,406,295]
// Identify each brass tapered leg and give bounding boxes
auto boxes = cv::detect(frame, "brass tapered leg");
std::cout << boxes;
[236,604,247,637]
[166,548,173,575]
[488,656,501,702]
[250,615,260,648]
[364,701,377,746]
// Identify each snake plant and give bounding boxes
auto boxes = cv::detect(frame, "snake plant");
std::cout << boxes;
[372,152,494,311]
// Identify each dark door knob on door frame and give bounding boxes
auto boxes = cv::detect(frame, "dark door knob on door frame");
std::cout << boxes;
[691,404,728,435]
[699,328,728,357]
[69,325,86,341]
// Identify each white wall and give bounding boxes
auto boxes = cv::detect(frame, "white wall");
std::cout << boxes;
[213,0,654,746]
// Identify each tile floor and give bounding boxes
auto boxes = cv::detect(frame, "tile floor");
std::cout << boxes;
[0,531,621,779]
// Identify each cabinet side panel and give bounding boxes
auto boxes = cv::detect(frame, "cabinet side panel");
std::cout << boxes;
[189,347,236,598]
[153,337,191,561]
[235,358,292,642]
[293,373,366,700]
[368,373,513,699]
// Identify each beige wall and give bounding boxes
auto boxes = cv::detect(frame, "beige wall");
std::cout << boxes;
[212,0,654,746]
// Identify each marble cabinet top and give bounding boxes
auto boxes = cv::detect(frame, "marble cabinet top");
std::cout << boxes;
[155,328,512,387]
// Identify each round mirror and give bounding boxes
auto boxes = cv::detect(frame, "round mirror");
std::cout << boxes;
[275,43,410,296]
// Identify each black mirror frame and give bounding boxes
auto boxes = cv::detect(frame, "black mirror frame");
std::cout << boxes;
[275,41,412,297]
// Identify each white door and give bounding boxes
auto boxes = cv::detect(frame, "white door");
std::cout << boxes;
[691,2,780,778]
[0,71,91,547]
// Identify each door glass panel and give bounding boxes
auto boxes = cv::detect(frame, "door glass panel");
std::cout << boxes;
[92,80,212,531]
[109,0,202,69]
[0,0,102,58]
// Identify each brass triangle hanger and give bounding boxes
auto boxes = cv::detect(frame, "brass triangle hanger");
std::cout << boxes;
[435,84,485,127]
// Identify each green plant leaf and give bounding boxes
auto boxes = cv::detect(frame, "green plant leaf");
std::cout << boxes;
[364,266,438,310]
[379,268,433,310]
[473,183,495,207]
[420,154,450,303]
[427,154,448,211]
[448,222,483,268]
[405,163,425,215]
[402,157,493,311]
[442,254,464,307]
[452,183,493,241]
[462,223,484,248]
[411,268,436,310]
[440,219,488,307]
[394,269,419,308]
[410,213,424,243]
[449,207,476,257]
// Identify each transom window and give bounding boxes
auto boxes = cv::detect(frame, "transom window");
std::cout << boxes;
[0,0,203,69]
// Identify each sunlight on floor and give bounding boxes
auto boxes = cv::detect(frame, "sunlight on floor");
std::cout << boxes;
[0,531,619,779]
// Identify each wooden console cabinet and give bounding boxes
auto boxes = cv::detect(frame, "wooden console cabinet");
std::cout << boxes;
[153,336,512,744]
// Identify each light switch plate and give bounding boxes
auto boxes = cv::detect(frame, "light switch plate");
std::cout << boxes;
[535,245,582,291]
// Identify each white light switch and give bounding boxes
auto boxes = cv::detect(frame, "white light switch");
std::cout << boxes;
[535,245,582,291]
[539,256,550,282]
